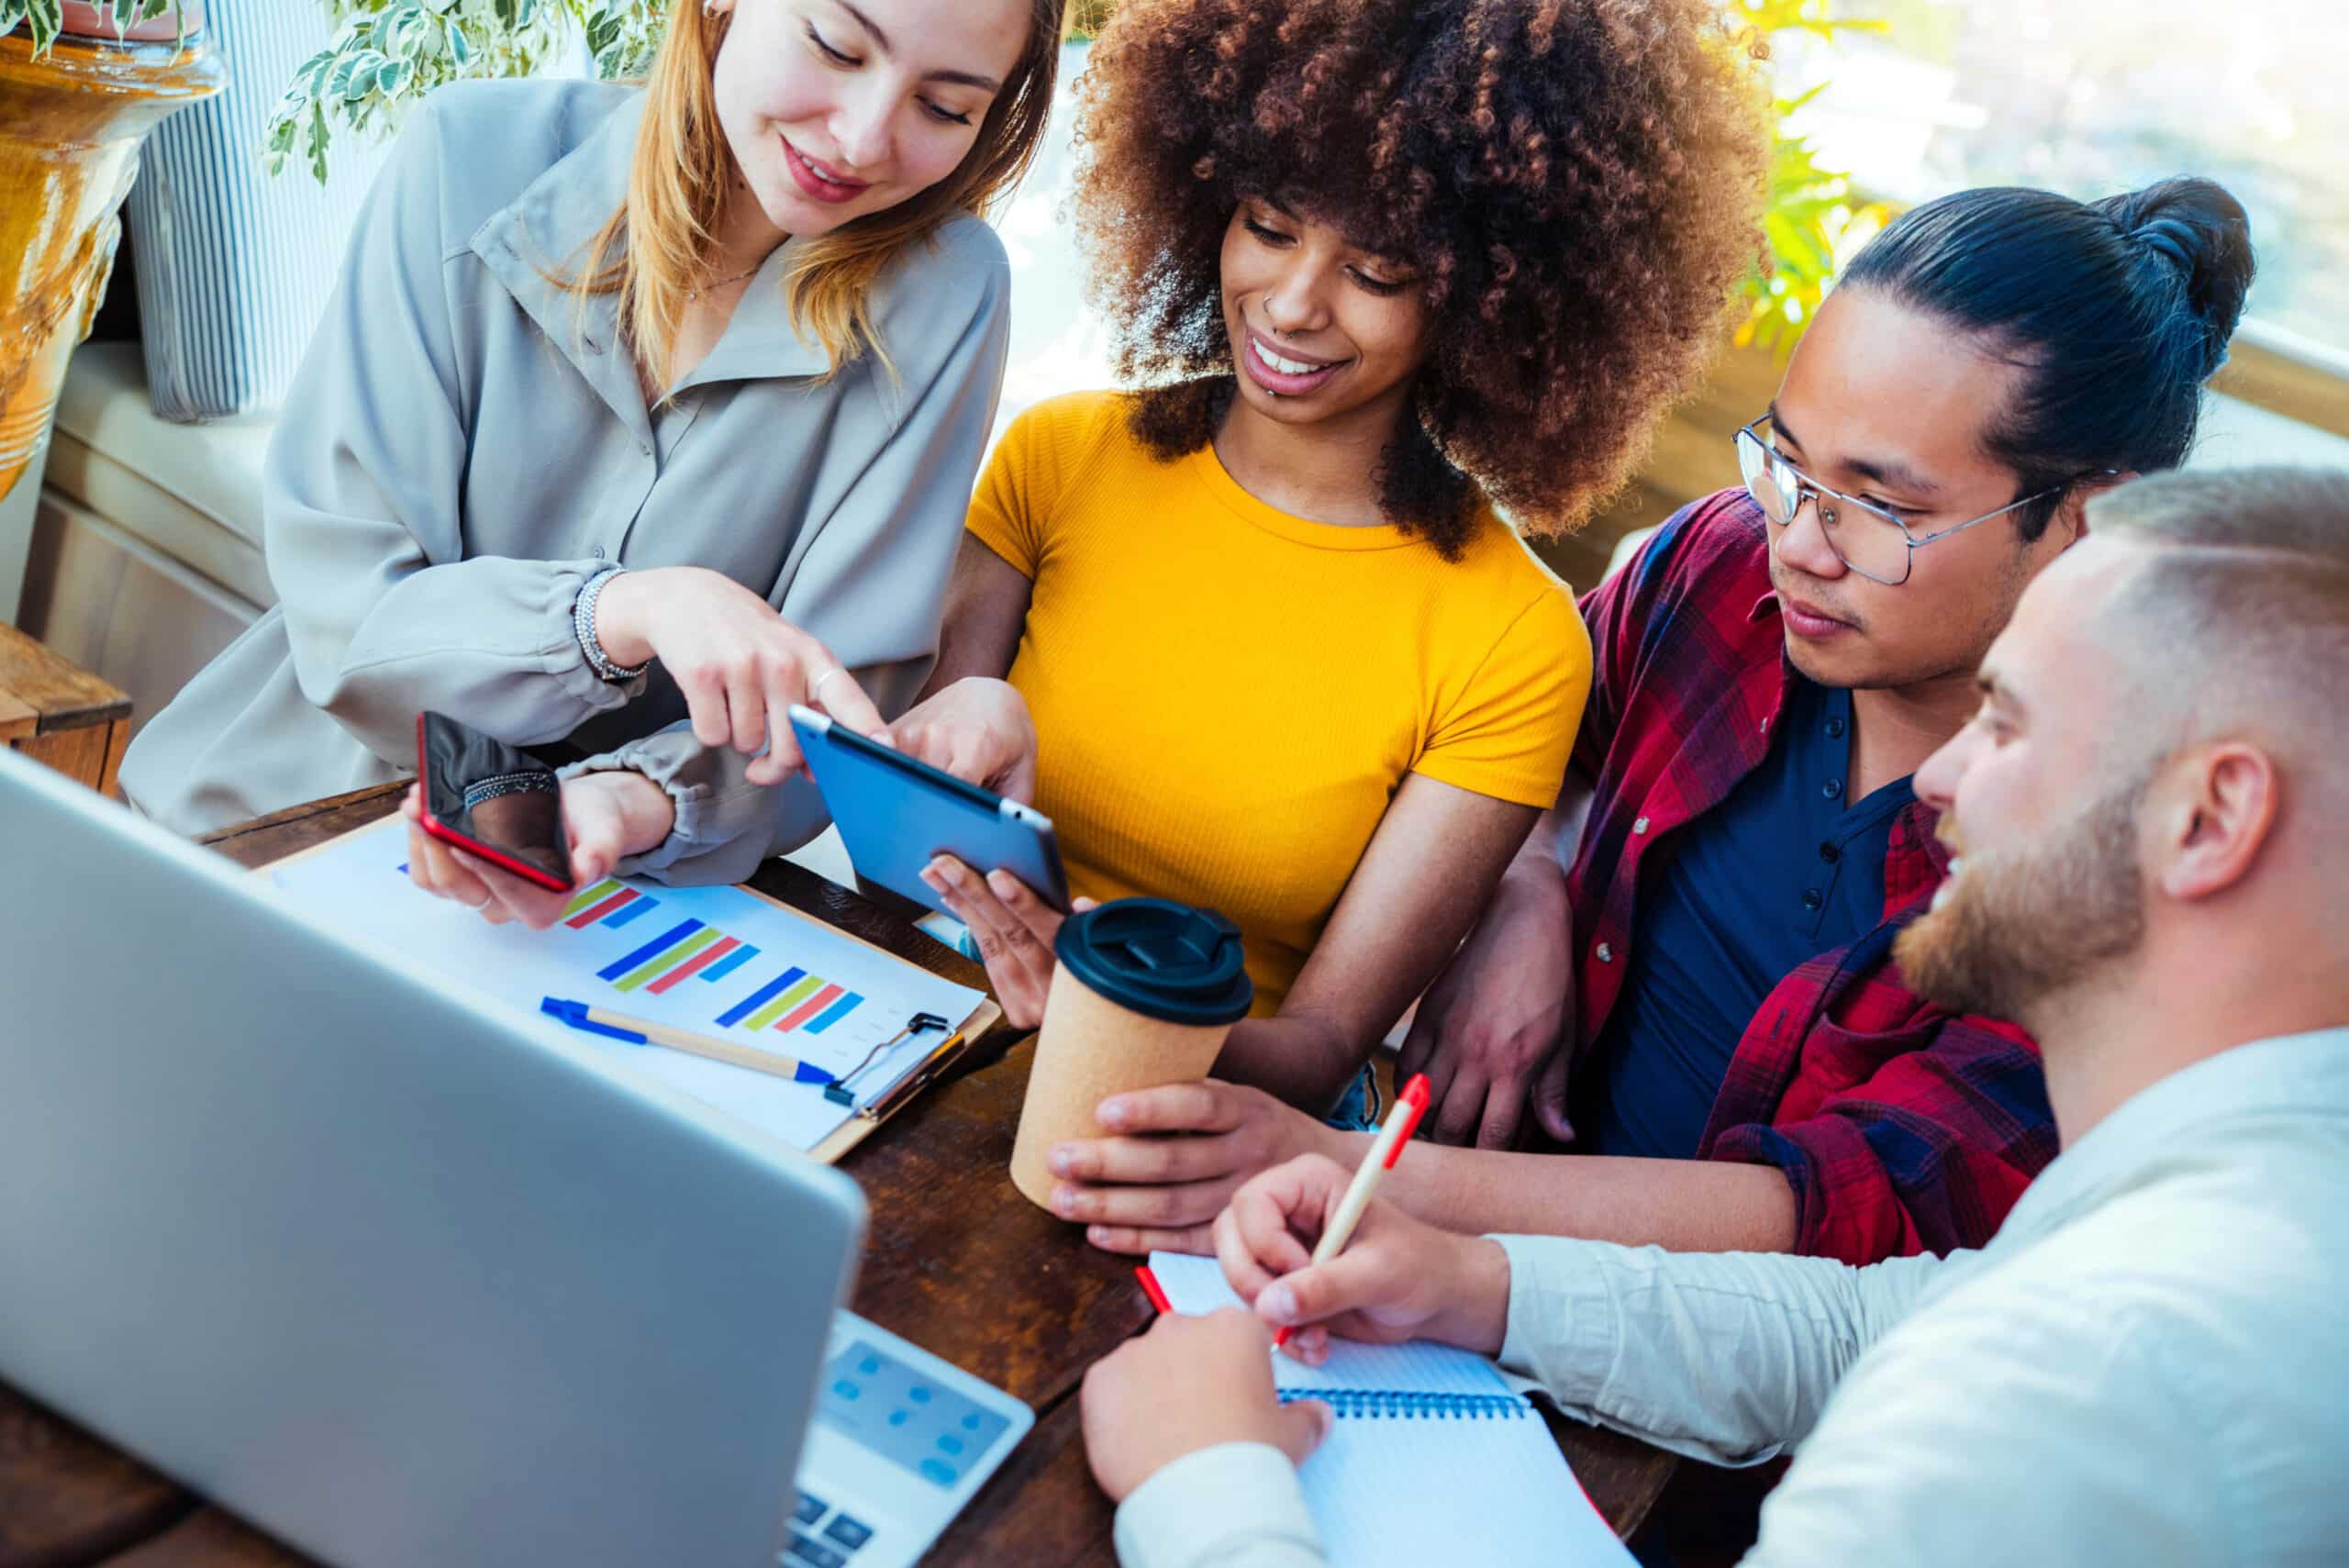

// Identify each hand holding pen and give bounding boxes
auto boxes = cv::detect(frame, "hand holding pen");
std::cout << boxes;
[1199,1079,1516,1363]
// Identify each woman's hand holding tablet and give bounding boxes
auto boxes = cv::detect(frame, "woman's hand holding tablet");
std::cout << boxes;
[920,854,1097,1029]
[791,699,1076,1025]
[890,676,1040,803]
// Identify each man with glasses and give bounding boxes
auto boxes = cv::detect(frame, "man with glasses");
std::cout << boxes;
[1387,280,2100,1259]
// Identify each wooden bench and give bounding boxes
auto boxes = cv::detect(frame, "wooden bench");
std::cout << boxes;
[0,619,129,795]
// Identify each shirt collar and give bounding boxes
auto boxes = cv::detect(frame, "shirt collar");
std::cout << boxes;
[468,90,832,438]
[1744,587,1958,895]
[1996,1028,2349,1243]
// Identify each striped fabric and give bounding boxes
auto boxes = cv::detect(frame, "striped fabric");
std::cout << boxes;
[126,0,394,421]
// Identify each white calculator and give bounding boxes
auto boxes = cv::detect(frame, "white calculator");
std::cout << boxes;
[785,1311,1036,1568]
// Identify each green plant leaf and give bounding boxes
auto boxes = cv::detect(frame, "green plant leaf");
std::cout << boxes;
[26,0,62,54]
[307,104,333,183]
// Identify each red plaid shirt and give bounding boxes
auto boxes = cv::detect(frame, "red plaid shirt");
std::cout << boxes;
[1567,488,2057,1263]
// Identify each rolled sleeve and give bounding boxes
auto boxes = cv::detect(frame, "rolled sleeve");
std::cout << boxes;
[1114,1443,1325,1568]
[1492,1233,1941,1467]
[559,726,820,884]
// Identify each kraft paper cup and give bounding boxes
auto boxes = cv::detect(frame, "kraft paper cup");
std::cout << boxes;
[1009,898,1253,1210]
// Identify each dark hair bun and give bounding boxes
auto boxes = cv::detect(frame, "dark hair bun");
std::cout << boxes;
[1840,177,2258,523]
[2095,177,2256,379]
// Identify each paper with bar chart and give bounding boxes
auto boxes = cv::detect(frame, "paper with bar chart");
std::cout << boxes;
[267,820,985,1153]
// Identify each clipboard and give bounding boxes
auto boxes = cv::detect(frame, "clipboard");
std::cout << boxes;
[260,818,1000,1165]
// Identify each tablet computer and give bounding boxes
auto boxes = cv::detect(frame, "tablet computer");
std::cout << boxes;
[790,705,1070,919]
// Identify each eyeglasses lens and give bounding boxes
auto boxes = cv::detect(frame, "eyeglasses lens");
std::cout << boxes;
[1737,431,1794,526]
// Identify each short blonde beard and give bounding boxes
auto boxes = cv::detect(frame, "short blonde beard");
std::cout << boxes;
[1895,769,2151,1025]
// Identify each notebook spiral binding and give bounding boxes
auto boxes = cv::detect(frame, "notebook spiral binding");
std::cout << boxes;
[1279,1390,1527,1420]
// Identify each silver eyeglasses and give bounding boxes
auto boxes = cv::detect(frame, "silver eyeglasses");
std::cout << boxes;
[1734,417,2078,587]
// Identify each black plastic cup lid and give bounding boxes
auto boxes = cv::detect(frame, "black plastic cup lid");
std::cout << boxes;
[1052,897,1253,1027]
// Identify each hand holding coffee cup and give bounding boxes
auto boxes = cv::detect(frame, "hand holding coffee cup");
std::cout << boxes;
[1009,898,1254,1210]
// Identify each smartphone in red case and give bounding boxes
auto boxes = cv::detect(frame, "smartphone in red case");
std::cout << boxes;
[415,711,576,893]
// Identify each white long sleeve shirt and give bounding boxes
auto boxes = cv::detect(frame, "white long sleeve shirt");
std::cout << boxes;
[1115,1029,2349,1568]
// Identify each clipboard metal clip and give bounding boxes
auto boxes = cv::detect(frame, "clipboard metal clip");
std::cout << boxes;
[824,1011,952,1106]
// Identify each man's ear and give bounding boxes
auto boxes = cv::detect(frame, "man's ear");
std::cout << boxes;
[2059,471,2138,550]
[2154,741,2278,904]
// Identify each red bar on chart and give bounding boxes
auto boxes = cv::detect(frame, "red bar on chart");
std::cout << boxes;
[648,935,740,995]
[566,886,637,929]
[772,983,845,1034]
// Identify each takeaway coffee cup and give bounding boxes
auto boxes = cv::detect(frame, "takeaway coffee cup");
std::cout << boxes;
[1008,897,1254,1209]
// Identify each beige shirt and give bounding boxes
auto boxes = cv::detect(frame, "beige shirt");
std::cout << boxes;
[1116,1029,2349,1568]
[122,79,1009,883]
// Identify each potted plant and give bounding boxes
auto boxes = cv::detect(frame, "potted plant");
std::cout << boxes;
[0,0,222,502]
[264,0,666,182]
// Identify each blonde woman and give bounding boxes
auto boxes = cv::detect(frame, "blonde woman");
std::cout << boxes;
[124,0,1065,906]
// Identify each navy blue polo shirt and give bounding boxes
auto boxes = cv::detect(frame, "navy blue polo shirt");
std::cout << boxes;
[1575,675,1913,1160]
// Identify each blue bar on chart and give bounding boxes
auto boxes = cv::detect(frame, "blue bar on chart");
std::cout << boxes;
[604,896,659,929]
[599,919,705,983]
[804,992,864,1034]
[717,966,807,1029]
[700,944,758,982]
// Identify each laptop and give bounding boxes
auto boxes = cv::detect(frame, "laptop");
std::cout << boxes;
[0,751,1024,1567]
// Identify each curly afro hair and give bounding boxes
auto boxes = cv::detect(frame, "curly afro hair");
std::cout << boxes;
[1071,0,1770,557]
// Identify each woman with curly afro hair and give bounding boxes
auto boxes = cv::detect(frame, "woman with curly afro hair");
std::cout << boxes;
[889,0,1768,1135]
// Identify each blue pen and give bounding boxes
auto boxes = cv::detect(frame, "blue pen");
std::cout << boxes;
[540,996,840,1090]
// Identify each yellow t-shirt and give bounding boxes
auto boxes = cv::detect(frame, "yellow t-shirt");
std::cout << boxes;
[966,392,1591,1015]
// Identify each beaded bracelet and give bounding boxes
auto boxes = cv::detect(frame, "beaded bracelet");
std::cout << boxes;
[573,566,649,684]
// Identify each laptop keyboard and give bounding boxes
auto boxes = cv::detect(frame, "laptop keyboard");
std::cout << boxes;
[786,1492,874,1566]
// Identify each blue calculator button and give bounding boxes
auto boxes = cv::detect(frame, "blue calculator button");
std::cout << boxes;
[858,1356,880,1375]
[793,1492,827,1525]
[886,1409,909,1428]
[787,1533,846,1568]
[823,1515,874,1550]
[831,1379,861,1400]
[907,1385,932,1404]
[936,1434,964,1456]
[961,1413,983,1431]
[918,1457,959,1485]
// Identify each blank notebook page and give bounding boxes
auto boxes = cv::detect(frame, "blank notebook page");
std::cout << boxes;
[1144,1253,1636,1566]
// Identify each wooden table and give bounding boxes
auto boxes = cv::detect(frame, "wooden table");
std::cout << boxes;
[1,784,1676,1566]
[0,619,130,795]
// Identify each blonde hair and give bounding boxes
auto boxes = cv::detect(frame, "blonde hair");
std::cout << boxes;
[570,0,1064,388]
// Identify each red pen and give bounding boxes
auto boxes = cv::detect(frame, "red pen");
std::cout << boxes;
[1271,1073,1431,1349]
[1135,1263,1173,1316]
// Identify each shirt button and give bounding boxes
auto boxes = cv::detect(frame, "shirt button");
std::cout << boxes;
[1825,717,1846,739]
[1801,888,1824,913]
[1819,841,1841,863]
[1596,943,1614,963]
[1822,779,1843,801]
[1632,817,1650,835]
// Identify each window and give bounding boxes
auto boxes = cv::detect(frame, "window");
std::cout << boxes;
[1784,0,2347,356]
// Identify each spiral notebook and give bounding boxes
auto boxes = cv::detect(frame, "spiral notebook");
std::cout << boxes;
[1146,1253,1635,1567]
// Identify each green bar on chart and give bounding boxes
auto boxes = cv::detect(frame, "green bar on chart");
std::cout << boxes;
[563,878,621,918]
[744,973,826,1030]
[614,927,721,992]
